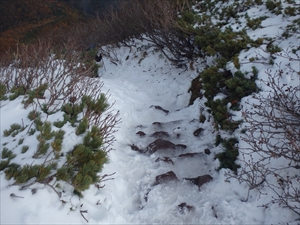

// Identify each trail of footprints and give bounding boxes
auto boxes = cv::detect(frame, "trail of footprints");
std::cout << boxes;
[129,105,215,214]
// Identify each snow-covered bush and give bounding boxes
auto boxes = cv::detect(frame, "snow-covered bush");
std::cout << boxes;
[0,39,120,198]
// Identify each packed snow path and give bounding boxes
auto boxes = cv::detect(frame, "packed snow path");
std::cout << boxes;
[96,46,220,223]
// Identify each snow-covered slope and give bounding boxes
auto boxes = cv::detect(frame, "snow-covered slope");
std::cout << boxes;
[1,1,299,224]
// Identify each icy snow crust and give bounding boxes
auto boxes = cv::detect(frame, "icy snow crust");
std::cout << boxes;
[1,1,299,224]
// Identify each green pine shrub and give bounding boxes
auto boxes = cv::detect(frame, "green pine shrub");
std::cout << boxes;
[84,126,104,149]
[3,123,23,137]
[34,141,50,158]
[252,66,258,77]
[266,43,282,54]
[28,128,36,136]
[81,48,101,77]
[201,66,226,100]
[284,6,296,16]
[265,0,282,14]
[53,120,66,128]
[9,86,26,101]
[55,126,108,195]
[0,83,7,100]
[21,145,29,153]
[61,141,108,194]
[18,138,24,145]
[216,138,240,172]
[4,163,20,178]
[76,117,89,135]
[82,94,109,115]
[36,122,53,142]
[34,118,43,131]
[1,91,112,197]
[0,160,10,171]
[2,148,16,160]
[5,163,55,184]
[225,70,258,102]
[28,110,41,121]
[51,130,65,156]
[62,102,84,126]
[23,84,48,107]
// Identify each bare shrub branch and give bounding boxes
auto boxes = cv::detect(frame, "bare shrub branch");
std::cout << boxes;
[227,64,300,215]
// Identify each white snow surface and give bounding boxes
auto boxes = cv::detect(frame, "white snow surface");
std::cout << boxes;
[1,2,300,224]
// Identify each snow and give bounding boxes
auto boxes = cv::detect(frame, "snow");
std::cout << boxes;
[1,1,300,224]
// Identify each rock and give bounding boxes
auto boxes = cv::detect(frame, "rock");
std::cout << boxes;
[144,188,151,202]
[178,202,194,214]
[155,157,174,165]
[95,53,102,62]
[150,105,169,114]
[129,144,144,153]
[136,131,146,137]
[152,120,182,127]
[154,171,178,185]
[150,131,169,138]
[184,174,213,189]
[152,122,162,127]
[175,144,187,149]
[146,139,176,154]
[204,148,211,155]
[178,152,202,158]
[193,128,204,137]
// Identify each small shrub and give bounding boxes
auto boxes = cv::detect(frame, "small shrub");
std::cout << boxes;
[267,44,282,54]
[1,148,16,160]
[247,18,263,29]
[225,70,258,101]
[5,164,54,184]
[18,138,24,145]
[34,141,50,158]
[66,143,108,192]
[266,0,281,11]
[3,123,22,137]
[76,117,89,135]
[9,86,26,101]
[28,128,36,136]
[249,57,255,62]
[0,83,7,100]
[62,102,84,125]
[28,110,41,121]
[82,94,109,115]
[21,145,29,153]
[53,120,66,128]
[34,118,43,131]
[284,6,296,16]
[233,56,240,69]
[23,84,48,107]
[51,130,65,154]
[252,66,258,78]
[0,160,10,171]
[39,121,53,140]
[216,138,240,172]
